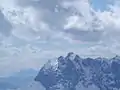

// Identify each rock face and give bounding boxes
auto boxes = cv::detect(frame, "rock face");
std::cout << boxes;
[35,52,120,90]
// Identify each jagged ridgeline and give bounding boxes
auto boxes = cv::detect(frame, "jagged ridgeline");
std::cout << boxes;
[35,52,120,90]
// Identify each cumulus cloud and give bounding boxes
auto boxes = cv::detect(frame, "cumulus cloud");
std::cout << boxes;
[63,0,120,41]
[0,0,120,76]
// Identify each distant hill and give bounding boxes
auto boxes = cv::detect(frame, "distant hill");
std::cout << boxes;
[0,69,39,90]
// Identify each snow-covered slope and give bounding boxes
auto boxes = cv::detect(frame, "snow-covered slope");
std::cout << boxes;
[35,52,120,90]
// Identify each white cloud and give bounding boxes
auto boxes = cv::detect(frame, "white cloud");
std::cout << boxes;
[62,0,95,30]
[0,0,120,76]
[0,43,66,76]
[62,0,120,45]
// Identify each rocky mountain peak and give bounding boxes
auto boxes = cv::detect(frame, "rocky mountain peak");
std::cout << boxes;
[35,52,120,90]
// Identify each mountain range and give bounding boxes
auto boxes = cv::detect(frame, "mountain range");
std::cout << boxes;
[1,52,120,90]
[35,52,120,90]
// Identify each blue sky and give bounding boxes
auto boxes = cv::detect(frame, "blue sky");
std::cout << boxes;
[0,0,120,76]
[91,0,115,11]
[91,0,109,11]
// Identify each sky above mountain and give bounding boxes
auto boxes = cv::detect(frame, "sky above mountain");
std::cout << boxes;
[0,0,120,76]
